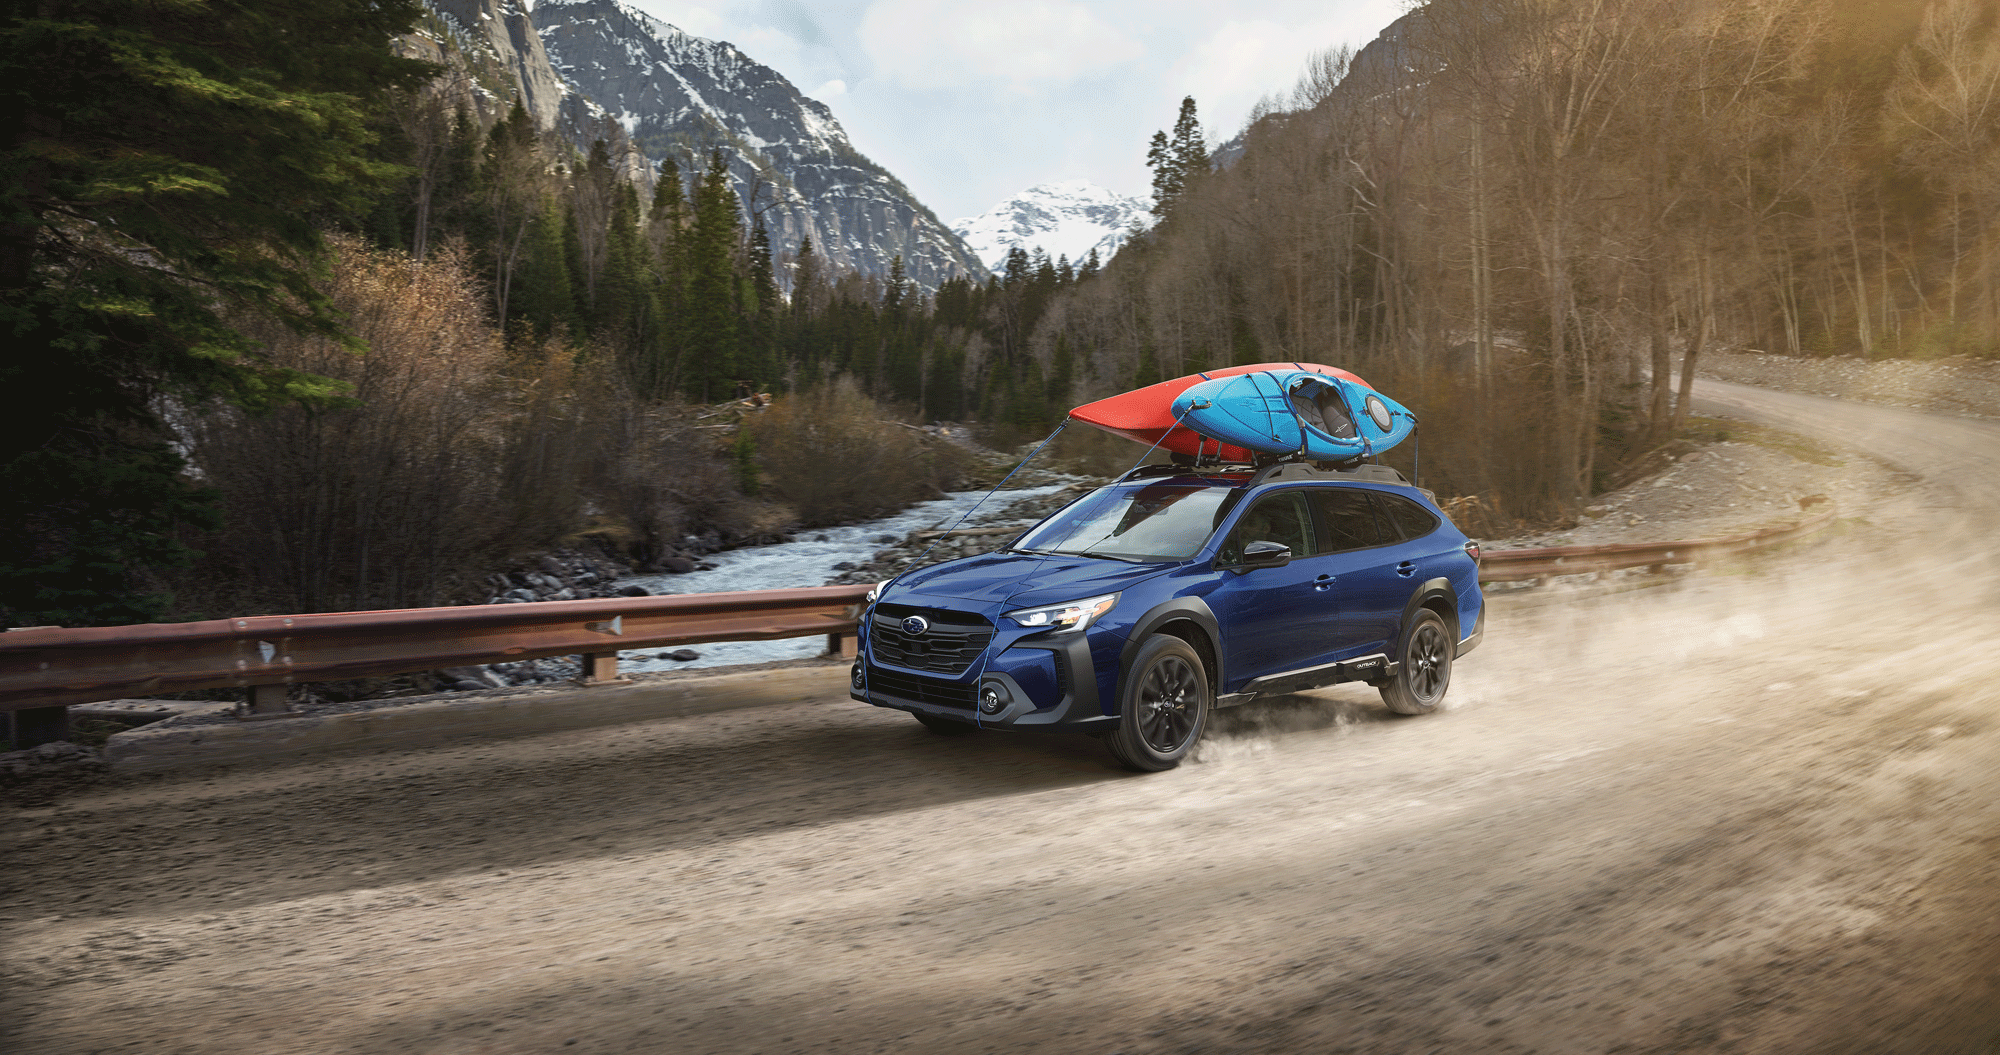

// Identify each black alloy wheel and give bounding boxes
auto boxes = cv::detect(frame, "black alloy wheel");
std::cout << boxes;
[1380,607,1453,715]
[1108,635,1210,771]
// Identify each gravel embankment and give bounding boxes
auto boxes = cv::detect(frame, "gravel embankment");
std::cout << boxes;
[1699,349,2000,420]
[1484,430,1909,552]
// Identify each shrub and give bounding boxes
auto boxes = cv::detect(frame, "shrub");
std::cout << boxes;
[746,376,975,527]
[181,238,513,613]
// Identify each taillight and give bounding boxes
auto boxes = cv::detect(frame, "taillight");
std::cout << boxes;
[1464,539,1481,563]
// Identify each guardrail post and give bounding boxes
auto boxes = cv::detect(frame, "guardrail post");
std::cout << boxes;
[8,705,70,749]
[825,632,856,658]
[574,651,630,687]
[239,683,297,721]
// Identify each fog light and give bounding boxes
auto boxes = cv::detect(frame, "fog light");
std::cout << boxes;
[851,662,866,690]
[979,686,1005,714]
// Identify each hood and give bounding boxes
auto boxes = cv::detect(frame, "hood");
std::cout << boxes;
[885,552,1173,612]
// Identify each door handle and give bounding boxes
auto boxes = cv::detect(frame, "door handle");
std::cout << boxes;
[1396,561,1416,577]
[1314,573,1334,592]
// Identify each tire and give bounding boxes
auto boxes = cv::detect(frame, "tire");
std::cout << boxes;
[913,712,979,736]
[1380,607,1453,715]
[1107,636,1210,772]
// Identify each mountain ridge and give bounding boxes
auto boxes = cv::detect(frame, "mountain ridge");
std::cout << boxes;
[533,0,987,291]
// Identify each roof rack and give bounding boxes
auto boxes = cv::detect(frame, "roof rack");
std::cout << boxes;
[1248,460,1410,487]
[1116,461,1254,483]
[1115,458,1415,490]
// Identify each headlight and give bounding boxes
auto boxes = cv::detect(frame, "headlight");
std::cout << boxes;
[866,578,892,603]
[1006,592,1119,634]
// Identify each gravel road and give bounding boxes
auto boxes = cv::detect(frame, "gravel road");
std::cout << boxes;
[4,382,1999,1054]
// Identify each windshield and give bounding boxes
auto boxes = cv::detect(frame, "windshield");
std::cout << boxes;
[1011,480,1240,562]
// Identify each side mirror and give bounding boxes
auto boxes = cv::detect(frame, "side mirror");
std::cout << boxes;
[1239,539,1292,571]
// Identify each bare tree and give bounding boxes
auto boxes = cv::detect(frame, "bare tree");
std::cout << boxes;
[1886,0,2000,344]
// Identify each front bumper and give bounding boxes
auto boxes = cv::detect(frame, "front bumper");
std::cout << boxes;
[850,618,1115,732]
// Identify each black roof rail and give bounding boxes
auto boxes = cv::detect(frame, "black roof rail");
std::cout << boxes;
[1248,460,1410,487]
[1115,461,1257,483]
[1117,463,1192,482]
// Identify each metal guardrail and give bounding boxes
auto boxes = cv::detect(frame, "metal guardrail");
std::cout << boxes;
[0,506,1838,747]
[0,585,871,718]
[1475,506,1837,582]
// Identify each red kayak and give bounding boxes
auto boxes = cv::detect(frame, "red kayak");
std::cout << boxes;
[1071,362,1373,462]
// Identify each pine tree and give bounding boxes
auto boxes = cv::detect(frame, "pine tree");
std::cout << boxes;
[1146,96,1207,219]
[685,149,742,402]
[644,156,690,397]
[513,195,576,340]
[791,233,821,317]
[1003,247,1033,288]
[0,0,432,625]
[596,182,648,349]
[740,214,780,391]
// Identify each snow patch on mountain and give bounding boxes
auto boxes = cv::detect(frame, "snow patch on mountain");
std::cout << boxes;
[951,180,1152,272]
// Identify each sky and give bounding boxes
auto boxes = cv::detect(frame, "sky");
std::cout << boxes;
[608,0,1413,223]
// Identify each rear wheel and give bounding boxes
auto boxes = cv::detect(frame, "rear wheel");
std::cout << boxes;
[1380,608,1453,715]
[1107,636,1209,771]
[913,712,979,736]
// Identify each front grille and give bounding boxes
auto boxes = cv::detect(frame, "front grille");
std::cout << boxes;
[861,665,976,709]
[869,605,994,676]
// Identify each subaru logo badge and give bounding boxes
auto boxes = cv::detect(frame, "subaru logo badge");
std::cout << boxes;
[902,615,930,636]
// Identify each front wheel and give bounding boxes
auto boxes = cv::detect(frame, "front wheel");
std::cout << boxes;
[1380,608,1453,715]
[1107,636,1210,772]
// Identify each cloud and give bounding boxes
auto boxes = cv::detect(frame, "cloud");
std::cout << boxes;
[1164,5,1406,139]
[858,0,1144,92]
[812,78,849,99]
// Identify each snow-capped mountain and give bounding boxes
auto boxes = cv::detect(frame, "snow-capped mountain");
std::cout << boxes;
[533,0,986,290]
[951,181,1152,274]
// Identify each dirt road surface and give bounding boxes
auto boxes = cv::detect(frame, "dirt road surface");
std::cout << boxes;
[5,381,1999,1055]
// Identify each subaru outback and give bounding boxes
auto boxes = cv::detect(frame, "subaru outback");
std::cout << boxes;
[851,461,1484,771]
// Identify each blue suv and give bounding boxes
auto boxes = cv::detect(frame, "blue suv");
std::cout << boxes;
[851,461,1484,770]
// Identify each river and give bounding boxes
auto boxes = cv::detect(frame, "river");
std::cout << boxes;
[611,482,1077,672]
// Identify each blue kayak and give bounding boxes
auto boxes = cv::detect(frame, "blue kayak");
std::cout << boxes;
[1168,369,1417,460]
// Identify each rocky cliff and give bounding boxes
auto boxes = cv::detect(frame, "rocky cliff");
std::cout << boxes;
[534,0,987,291]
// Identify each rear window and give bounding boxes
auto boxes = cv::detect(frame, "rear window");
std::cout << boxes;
[1374,492,1440,540]
[1310,488,1389,551]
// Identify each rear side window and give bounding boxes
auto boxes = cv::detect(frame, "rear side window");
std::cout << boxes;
[1374,492,1441,540]
[1310,488,1388,552]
